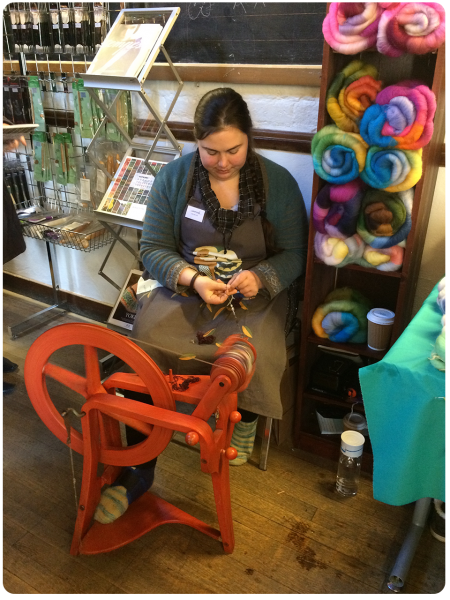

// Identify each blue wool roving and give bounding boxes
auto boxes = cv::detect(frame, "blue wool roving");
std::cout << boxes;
[322,311,360,342]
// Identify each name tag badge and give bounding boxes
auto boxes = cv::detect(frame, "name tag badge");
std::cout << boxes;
[185,205,205,223]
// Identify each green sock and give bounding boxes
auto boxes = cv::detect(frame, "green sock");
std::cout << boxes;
[229,417,258,466]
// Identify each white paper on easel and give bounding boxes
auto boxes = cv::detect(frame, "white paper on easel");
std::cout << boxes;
[87,23,163,78]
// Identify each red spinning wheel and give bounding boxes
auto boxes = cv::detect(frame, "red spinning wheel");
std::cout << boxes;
[24,322,257,556]
[24,323,175,464]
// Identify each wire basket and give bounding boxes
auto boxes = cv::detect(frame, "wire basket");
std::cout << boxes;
[21,217,114,252]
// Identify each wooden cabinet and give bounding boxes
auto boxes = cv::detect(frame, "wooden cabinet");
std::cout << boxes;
[293,32,445,470]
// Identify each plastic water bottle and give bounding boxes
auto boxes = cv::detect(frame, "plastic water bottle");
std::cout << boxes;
[336,430,365,497]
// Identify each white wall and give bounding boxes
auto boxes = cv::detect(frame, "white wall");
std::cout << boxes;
[4,80,445,313]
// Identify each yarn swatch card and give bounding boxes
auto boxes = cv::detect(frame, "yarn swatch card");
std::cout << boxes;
[96,155,167,222]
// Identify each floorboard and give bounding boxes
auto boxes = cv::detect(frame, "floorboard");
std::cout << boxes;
[3,290,445,594]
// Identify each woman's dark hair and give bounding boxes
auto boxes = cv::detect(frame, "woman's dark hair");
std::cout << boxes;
[194,88,281,256]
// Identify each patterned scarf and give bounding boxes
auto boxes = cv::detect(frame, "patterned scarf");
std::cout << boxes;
[193,150,265,248]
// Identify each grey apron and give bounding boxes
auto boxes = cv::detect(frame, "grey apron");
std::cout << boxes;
[132,184,288,419]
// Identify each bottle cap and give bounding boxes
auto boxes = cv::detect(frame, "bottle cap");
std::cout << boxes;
[340,430,365,458]
[367,308,395,325]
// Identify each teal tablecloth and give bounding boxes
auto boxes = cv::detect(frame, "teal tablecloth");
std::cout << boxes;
[359,283,445,506]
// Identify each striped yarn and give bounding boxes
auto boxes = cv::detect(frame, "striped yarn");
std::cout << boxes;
[229,418,258,466]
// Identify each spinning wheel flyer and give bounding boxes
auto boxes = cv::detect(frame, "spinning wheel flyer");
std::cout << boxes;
[96,156,167,222]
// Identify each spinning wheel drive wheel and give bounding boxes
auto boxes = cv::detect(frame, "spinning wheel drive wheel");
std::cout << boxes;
[24,323,175,463]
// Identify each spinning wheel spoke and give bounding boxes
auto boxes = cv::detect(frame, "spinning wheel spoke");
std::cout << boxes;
[43,362,89,398]
[84,345,106,397]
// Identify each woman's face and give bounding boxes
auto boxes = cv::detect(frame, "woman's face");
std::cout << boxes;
[198,126,248,181]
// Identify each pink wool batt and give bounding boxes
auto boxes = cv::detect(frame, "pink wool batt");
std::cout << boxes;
[323,3,383,54]
[377,3,445,57]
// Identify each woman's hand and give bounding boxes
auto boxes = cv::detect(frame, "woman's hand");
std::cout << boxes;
[226,270,262,299]
[194,276,230,304]
[3,125,26,152]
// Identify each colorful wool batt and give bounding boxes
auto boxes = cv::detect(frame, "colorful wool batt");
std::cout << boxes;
[312,125,368,184]
[312,287,372,344]
[360,81,436,150]
[314,232,365,267]
[356,188,413,248]
[326,60,382,133]
[323,3,383,54]
[377,2,445,56]
[361,244,405,271]
[361,146,422,192]
[313,179,366,239]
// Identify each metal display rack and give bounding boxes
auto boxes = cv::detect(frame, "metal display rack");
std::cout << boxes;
[4,4,184,330]
[83,7,184,288]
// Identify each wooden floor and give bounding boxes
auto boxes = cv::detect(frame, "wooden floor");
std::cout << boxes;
[3,290,445,594]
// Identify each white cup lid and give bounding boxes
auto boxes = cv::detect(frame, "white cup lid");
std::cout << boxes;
[341,430,365,456]
[367,308,395,325]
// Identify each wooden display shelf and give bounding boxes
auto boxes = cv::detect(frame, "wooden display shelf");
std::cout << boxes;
[313,258,403,278]
[307,335,387,360]
[304,390,365,413]
[294,7,445,467]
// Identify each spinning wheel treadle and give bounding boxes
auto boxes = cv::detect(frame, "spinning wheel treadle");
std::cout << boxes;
[24,323,256,556]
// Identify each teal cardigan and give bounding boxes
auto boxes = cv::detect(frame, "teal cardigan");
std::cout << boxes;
[140,151,308,298]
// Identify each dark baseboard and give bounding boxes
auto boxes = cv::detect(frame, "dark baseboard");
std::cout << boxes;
[3,272,111,324]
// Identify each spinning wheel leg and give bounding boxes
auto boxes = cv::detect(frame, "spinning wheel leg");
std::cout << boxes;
[211,456,235,554]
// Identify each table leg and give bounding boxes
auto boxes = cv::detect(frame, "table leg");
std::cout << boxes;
[387,497,431,592]
[259,417,272,471]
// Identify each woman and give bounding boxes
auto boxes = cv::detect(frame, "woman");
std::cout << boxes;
[94,88,308,524]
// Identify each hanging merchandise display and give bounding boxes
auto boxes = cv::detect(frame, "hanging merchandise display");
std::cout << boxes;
[53,132,76,186]
[49,4,63,52]
[92,4,107,53]
[59,5,75,53]
[30,6,51,54]
[31,131,52,183]
[28,75,46,132]
[73,4,90,54]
